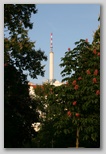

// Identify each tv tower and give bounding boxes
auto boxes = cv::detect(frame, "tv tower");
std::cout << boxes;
[49,33,54,83]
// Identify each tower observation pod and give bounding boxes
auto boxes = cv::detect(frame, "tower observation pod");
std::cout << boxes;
[49,33,54,83]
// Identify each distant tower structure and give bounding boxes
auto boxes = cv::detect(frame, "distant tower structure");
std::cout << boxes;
[49,33,54,83]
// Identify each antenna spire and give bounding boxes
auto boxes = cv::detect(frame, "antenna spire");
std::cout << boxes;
[50,33,53,52]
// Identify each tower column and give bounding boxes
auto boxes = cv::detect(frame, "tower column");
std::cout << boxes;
[49,51,54,82]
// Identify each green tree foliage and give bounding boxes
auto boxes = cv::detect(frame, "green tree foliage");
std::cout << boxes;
[32,19,100,148]
[4,4,47,78]
[4,64,39,147]
[60,23,100,147]
[4,4,47,148]
[32,84,76,148]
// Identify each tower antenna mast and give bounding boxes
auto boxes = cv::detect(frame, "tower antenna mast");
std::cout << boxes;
[50,33,53,52]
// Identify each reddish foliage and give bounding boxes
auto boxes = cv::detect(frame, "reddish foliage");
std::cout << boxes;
[31,85,36,89]
[94,69,98,76]
[68,48,70,51]
[93,49,97,55]
[93,78,97,83]
[67,111,72,117]
[72,101,77,106]
[96,90,100,95]
[78,77,82,80]
[97,52,100,56]
[86,69,91,75]
[74,85,79,90]
[72,80,77,85]
[75,113,80,117]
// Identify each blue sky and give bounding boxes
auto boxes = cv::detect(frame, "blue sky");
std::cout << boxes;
[27,4,100,84]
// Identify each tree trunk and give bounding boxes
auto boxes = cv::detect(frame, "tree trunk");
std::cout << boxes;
[76,127,79,148]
